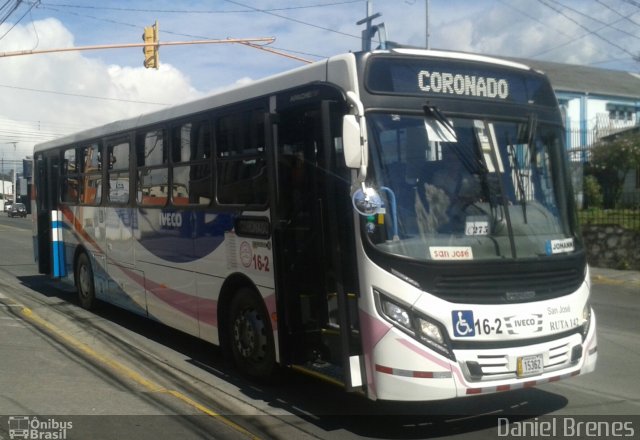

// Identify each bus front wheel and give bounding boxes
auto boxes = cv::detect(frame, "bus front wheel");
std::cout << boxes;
[76,252,97,310]
[227,288,275,378]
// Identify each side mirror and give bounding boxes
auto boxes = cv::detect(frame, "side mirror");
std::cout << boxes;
[342,114,361,169]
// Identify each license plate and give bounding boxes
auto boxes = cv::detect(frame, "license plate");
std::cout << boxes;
[517,354,544,377]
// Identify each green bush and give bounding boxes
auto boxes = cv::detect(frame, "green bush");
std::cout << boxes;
[583,175,603,209]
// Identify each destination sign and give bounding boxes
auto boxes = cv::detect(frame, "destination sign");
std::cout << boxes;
[418,70,509,99]
[366,56,557,106]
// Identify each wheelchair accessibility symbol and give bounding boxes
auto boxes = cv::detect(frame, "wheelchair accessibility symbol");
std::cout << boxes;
[452,310,475,337]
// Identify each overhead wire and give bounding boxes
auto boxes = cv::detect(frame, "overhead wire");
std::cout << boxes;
[38,1,363,14]
[551,0,640,40]
[619,0,640,7]
[595,0,640,28]
[0,0,38,41]
[0,82,170,105]
[535,0,638,58]
[0,0,21,26]
[35,3,328,60]
[221,0,363,41]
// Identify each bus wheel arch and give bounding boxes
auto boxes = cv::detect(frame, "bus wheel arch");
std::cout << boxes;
[218,274,275,378]
[74,248,97,310]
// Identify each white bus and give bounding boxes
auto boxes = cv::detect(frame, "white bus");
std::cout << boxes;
[33,48,596,401]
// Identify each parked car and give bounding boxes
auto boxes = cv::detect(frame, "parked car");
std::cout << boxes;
[8,202,26,218]
[3,202,12,212]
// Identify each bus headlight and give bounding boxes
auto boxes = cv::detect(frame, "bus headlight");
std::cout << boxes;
[376,290,453,359]
[380,296,412,329]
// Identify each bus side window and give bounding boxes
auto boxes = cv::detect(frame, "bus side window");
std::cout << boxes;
[61,147,79,203]
[106,139,131,204]
[79,142,102,205]
[171,120,212,206]
[136,129,169,207]
[215,109,267,206]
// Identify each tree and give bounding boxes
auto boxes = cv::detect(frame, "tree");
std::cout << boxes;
[589,130,640,208]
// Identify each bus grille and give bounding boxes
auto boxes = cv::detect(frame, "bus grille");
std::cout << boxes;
[459,337,577,382]
[432,268,583,304]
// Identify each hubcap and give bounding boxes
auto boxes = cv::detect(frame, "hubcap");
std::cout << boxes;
[232,308,267,362]
[78,264,91,298]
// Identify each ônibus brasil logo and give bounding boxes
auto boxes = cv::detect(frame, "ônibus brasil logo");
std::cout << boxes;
[7,416,73,440]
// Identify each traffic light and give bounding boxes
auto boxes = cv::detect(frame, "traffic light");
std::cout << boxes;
[142,21,159,69]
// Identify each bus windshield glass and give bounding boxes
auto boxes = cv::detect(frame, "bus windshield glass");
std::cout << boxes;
[366,112,577,262]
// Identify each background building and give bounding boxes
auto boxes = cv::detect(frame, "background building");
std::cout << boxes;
[510,58,640,206]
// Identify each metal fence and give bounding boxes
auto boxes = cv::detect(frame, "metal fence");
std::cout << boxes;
[578,192,640,231]
[565,122,640,231]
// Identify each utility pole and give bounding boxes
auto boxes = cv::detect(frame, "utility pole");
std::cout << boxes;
[356,0,387,51]
[425,0,430,49]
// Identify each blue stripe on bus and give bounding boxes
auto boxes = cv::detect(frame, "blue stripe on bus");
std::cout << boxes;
[52,241,67,277]
[134,210,238,263]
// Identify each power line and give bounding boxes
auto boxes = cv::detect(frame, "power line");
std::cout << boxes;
[0,0,38,41]
[37,4,328,60]
[0,116,86,132]
[551,0,640,39]
[0,0,21,26]
[0,83,170,105]
[536,0,638,58]
[620,0,640,7]
[595,0,640,28]
[221,0,363,41]
[38,0,363,14]
[496,0,575,40]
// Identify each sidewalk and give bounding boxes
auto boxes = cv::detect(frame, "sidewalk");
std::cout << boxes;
[590,266,640,288]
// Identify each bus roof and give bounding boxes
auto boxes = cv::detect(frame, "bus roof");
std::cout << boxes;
[34,54,336,153]
[34,48,536,153]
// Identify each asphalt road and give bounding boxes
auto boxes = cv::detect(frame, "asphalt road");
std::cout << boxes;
[0,214,638,440]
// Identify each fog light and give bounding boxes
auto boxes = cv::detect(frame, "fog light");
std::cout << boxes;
[571,345,583,363]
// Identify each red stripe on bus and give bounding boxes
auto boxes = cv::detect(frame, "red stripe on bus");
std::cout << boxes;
[375,365,394,374]
[412,371,435,378]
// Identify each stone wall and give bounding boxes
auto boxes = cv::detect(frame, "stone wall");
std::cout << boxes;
[581,225,640,270]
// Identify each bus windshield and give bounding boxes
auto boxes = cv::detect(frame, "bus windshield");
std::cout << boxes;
[366,112,577,262]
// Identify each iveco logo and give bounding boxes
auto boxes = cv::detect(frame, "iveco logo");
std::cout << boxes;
[504,314,544,335]
[505,290,535,301]
[159,212,183,228]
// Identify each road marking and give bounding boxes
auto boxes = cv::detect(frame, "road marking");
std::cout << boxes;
[0,292,24,308]
[19,306,260,439]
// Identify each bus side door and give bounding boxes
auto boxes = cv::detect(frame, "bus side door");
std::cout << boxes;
[270,94,361,389]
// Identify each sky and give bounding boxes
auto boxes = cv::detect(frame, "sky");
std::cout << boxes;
[0,0,638,167]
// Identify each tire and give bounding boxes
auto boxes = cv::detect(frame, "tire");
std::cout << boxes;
[76,252,97,310]
[226,287,276,378]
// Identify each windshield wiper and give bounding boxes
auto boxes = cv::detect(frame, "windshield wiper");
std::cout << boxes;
[509,114,538,224]
[423,104,488,176]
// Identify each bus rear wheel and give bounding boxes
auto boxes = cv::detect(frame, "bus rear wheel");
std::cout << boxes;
[76,252,97,310]
[227,288,275,378]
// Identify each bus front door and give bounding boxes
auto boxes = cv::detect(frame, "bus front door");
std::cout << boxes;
[34,153,62,276]
[271,100,362,390]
